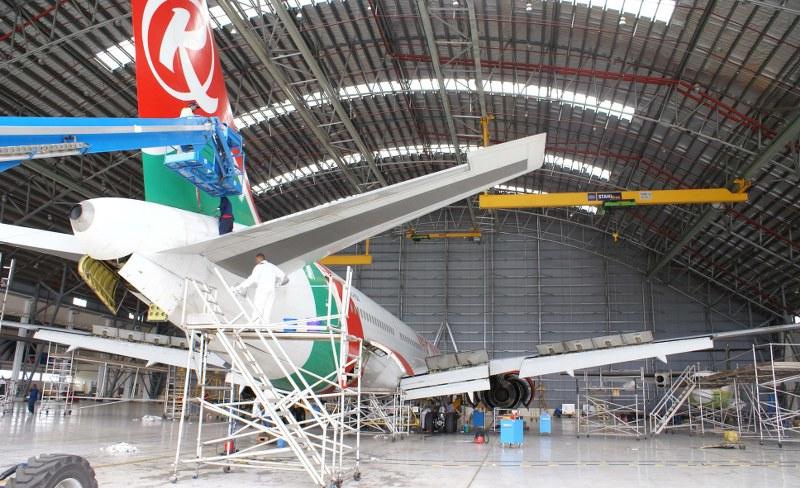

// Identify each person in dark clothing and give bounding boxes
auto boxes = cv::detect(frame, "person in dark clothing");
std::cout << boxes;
[218,196,234,235]
[27,385,40,414]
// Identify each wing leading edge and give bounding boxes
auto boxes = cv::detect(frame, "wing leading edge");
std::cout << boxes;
[171,134,546,275]
[0,223,85,261]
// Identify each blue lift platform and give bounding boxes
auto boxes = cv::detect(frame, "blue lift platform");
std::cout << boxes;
[0,116,245,197]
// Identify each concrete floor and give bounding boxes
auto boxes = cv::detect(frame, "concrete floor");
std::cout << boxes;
[2,401,799,487]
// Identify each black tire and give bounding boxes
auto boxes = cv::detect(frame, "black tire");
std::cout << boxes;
[8,454,97,488]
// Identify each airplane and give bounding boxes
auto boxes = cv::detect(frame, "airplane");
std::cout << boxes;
[0,0,794,412]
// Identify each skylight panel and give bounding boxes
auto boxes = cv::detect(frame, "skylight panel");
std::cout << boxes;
[545,155,610,181]
[94,38,135,71]
[234,78,635,130]
[209,1,329,27]
[573,0,676,23]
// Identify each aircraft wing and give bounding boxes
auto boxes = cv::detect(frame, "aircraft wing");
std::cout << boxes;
[170,134,546,276]
[401,336,713,400]
[34,329,226,370]
[0,223,86,261]
[400,322,800,400]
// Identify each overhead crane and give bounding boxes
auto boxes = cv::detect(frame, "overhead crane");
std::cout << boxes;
[405,227,482,242]
[479,183,750,210]
[319,239,373,266]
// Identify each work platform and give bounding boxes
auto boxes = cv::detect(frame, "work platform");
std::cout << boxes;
[172,267,364,488]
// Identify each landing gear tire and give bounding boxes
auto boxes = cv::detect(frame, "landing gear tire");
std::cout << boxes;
[353,471,362,481]
[6,454,98,488]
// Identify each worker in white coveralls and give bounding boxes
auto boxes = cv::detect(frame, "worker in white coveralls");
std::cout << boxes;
[232,253,288,322]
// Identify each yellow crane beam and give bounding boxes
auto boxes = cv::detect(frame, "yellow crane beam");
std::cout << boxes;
[319,239,373,266]
[406,228,481,241]
[480,114,495,147]
[479,188,748,209]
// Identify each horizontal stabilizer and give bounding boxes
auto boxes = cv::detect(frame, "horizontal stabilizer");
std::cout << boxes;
[171,134,546,275]
[34,329,226,370]
[0,223,85,261]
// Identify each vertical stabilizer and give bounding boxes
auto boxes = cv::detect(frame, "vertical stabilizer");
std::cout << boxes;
[132,0,259,225]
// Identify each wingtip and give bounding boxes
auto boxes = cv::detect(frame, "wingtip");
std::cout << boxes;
[466,133,547,173]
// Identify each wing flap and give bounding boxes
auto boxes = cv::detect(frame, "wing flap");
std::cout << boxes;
[516,337,713,378]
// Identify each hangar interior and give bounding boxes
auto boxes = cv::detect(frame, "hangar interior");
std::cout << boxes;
[1,0,799,487]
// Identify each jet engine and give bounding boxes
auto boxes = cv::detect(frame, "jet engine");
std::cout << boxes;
[473,373,534,409]
[69,197,219,260]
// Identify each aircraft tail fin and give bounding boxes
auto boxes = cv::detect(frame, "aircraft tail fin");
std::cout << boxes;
[132,0,259,225]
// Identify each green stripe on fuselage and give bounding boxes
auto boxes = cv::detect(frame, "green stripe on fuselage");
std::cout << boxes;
[143,152,338,391]
[271,264,341,392]
[142,152,256,225]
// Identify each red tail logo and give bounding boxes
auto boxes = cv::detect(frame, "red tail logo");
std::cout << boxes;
[134,0,233,124]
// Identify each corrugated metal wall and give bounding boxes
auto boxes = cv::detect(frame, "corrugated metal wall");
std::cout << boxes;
[331,209,777,405]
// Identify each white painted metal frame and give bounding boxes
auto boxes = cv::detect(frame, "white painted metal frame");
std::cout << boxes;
[171,267,363,487]
[0,254,15,415]
[753,343,800,447]
[577,369,647,438]
[39,342,75,416]
[649,364,697,435]
[350,391,411,437]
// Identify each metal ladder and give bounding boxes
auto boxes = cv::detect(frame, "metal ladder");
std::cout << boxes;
[0,253,14,334]
[649,364,697,434]
[163,365,189,420]
[173,266,363,487]
[0,253,15,414]
[40,343,75,416]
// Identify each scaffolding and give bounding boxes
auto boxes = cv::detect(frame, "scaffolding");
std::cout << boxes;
[39,342,75,416]
[163,365,187,420]
[752,343,800,446]
[0,378,11,416]
[0,254,15,415]
[172,267,363,487]
[647,348,800,439]
[649,364,698,434]
[577,369,647,438]
[352,391,411,437]
[685,372,756,436]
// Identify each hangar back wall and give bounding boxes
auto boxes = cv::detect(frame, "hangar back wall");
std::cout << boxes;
[331,209,777,404]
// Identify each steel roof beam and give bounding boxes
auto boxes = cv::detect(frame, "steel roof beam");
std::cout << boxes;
[415,0,461,165]
[646,111,800,280]
[465,0,487,119]
[416,0,479,229]
[216,0,363,193]
[266,0,387,188]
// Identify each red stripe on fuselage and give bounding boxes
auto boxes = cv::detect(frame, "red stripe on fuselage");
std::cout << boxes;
[319,264,415,377]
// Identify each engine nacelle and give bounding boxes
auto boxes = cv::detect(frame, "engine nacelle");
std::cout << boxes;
[70,198,219,260]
